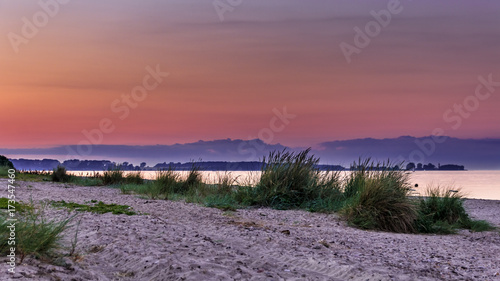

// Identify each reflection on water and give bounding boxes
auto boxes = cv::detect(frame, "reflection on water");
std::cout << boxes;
[408,171,500,200]
[70,170,500,200]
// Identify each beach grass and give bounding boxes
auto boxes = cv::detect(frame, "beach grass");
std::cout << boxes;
[0,200,74,262]
[340,159,418,233]
[51,165,72,183]
[2,170,52,182]
[10,150,493,235]
[0,166,11,177]
[70,176,102,186]
[106,151,495,234]
[51,200,136,215]
[102,167,125,185]
[241,148,345,211]
[182,162,203,192]
[0,197,33,213]
[125,171,144,185]
[416,187,495,233]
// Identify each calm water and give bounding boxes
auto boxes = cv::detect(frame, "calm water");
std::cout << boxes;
[70,170,500,200]
[409,171,500,200]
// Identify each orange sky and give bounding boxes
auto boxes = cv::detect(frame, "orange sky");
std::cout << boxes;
[1,0,500,148]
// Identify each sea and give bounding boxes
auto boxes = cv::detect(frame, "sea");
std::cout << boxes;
[69,170,500,201]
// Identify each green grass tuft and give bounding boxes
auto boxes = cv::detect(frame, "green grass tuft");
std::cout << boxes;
[51,200,136,215]
[125,171,144,185]
[416,187,495,234]
[0,197,33,213]
[0,166,12,177]
[51,165,71,183]
[0,201,74,262]
[249,148,343,210]
[102,167,125,185]
[182,163,203,191]
[340,160,417,233]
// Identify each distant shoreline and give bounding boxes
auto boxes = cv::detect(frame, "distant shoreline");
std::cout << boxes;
[9,158,468,172]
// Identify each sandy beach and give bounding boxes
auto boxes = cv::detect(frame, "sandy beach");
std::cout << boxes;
[2,179,499,281]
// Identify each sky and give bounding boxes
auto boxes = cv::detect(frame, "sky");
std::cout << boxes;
[1,0,500,149]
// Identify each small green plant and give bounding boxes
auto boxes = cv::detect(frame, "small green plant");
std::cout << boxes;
[340,160,417,233]
[216,172,237,195]
[102,167,124,185]
[306,170,344,212]
[182,162,203,191]
[416,187,495,234]
[125,171,144,185]
[4,170,51,182]
[153,168,181,198]
[251,148,328,209]
[119,182,157,197]
[70,176,102,186]
[204,194,238,211]
[69,218,82,257]
[0,201,74,262]
[0,166,11,177]
[229,150,345,212]
[0,197,33,213]
[51,200,136,215]
[51,165,71,183]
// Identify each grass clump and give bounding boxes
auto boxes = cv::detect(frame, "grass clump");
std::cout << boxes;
[125,171,144,185]
[182,163,203,191]
[0,201,74,262]
[119,183,152,196]
[416,187,495,234]
[51,165,72,183]
[254,148,319,209]
[305,170,345,212]
[0,197,33,213]
[150,168,182,198]
[203,193,238,211]
[102,167,125,185]
[340,160,417,233]
[0,166,12,177]
[215,172,237,195]
[248,148,343,210]
[51,200,136,215]
[72,149,493,236]
[4,170,51,182]
[70,176,102,186]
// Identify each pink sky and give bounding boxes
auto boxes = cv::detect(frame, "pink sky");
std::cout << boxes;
[1,0,499,148]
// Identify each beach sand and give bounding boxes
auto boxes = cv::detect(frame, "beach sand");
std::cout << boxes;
[1,179,499,281]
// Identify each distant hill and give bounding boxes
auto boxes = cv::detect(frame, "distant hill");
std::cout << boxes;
[314,136,500,170]
[1,136,499,170]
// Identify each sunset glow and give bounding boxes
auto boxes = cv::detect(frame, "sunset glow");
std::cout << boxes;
[1,0,500,149]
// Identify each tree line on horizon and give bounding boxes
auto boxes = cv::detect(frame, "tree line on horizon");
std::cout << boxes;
[6,157,464,172]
